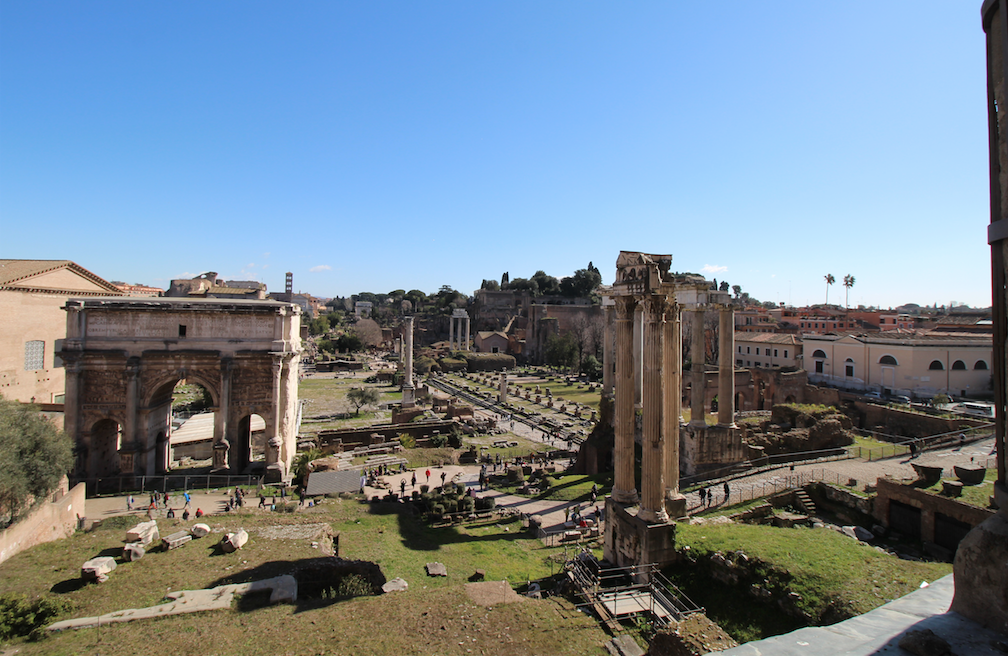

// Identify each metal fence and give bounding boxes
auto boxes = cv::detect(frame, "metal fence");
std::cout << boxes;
[77,473,263,497]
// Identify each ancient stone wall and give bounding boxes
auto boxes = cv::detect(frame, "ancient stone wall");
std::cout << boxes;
[873,478,994,545]
[0,480,85,565]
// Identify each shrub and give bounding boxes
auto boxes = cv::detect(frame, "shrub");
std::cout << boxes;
[0,594,72,640]
[430,503,445,520]
[430,434,449,448]
[475,496,496,511]
[459,496,475,513]
[420,484,430,494]
[398,433,416,449]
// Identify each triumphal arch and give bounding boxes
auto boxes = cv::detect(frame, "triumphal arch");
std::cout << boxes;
[59,298,301,483]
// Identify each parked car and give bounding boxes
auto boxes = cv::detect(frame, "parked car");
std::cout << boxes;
[864,390,882,399]
[891,395,911,406]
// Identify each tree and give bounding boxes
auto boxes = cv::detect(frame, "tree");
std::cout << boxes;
[308,314,331,336]
[843,274,856,309]
[354,318,383,347]
[531,270,560,297]
[544,333,579,371]
[480,279,500,291]
[346,387,381,415]
[0,399,74,525]
[335,333,363,352]
[560,262,602,298]
[824,273,835,305]
[732,285,741,299]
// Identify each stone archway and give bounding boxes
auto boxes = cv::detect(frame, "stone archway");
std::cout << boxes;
[60,298,301,483]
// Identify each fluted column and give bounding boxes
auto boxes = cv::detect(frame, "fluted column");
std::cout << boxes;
[465,317,470,350]
[213,358,233,471]
[633,304,644,408]
[122,358,140,475]
[718,305,736,426]
[664,301,682,504]
[449,317,455,350]
[612,296,639,504]
[690,307,707,428]
[639,297,667,523]
[64,358,84,475]
[602,304,615,398]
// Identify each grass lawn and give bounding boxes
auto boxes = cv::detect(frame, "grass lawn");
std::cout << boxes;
[847,434,910,460]
[495,473,613,503]
[667,522,952,643]
[0,499,610,655]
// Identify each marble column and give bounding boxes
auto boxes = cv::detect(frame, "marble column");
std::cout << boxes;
[122,358,140,475]
[612,296,639,504]
[633,304,644,408]
[664,301,683,506]
[639,297,668,523]
[449,317,455,351]
[498,372,507,403]
[402,316,416,407]
[266,356,284,471]
[690,307,707,428]
[213,358,233,471]
[64,358,84,475]
[718,305,736,427]
[464,317,471,350]
[602,304,615,398]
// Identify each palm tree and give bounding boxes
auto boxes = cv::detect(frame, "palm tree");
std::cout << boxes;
[843,274,855,309]
[824,274,835,306]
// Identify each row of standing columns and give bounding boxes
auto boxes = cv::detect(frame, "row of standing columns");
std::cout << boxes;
[607,295,734,523]
[448,314,470,351]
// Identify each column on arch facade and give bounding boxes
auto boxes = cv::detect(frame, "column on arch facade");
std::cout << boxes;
[718,305,736,426]
[612,295,639,504]
[638,296,668,523]
[213,358,233,471]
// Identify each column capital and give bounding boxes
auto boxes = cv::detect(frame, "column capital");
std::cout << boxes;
[614,295,637,319]
[641,295,669,320]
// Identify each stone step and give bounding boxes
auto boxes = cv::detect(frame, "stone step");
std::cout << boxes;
[794,489,817,516]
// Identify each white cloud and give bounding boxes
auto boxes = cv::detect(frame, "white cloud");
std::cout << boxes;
[701,264,727,274]
[309,265,332,273]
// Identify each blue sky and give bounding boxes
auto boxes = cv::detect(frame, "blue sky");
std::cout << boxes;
[0,2,992,308]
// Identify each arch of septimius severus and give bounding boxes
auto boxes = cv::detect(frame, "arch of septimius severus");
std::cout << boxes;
[600,251,742,570]
[59,298,301,483]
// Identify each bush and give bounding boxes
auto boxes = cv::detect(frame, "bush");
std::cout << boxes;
[475,496,496,511]
[0,594,72,640]
[420,484,430,494]
[459,496,475,513]
[398,433,416,449]
[430,503,445,520]
[430,434,449,448]
[439,357,467,372]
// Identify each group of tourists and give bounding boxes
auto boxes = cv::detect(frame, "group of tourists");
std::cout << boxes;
[697,481,731,509]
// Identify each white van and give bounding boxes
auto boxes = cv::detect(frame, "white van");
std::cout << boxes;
[958,402,994,419]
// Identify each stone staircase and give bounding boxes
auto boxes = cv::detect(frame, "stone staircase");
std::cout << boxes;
[794,488,817,516]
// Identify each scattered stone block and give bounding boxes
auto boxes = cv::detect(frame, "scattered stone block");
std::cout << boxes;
[426,562,448,577]
[191,523,211,538]
[954,466,986,486]
[162,530,193,550]
[122,543,146,561]
[941,480,963,497]
[125,520,159,545]
[221,528,248,553]
[82,556,117,582]
[841,525,874,542]
[381,577,408,593]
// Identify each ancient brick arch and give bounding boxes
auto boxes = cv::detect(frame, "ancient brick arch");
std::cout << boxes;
[60,298,301,483]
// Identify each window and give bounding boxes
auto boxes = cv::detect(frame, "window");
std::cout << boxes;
[774,349,778,357]
[784,350,789,358]
[746,360,751,366]
[845,358,854,377]
[812,349,827,358]
[24,340,44,370]
[879,355,898,366]
[738,346,742,353]
[951,360,966,370]
[746,347,750,354]
[178,325,187,338]
[736,359,743,366]
[975,360,989,370]
[491,346,500,353]
[815,360,824,373]
[929,360,944,371]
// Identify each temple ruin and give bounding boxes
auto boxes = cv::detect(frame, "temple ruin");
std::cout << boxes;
[59,298,302,483]
[602,251,742,570]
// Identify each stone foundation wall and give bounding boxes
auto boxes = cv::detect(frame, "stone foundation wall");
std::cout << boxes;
[873,478,994,543]
[0,481,86,565]
[318,420,456,453]
[857,403,983,435]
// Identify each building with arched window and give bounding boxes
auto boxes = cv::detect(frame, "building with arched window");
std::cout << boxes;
[803,332,992,398]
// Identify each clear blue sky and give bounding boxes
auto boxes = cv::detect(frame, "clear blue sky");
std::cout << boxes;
[0,2,992,308]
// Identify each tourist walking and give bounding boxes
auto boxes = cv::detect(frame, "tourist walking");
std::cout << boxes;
[411,472,417,488]
[425,468,431,483]
[723,481,730,503]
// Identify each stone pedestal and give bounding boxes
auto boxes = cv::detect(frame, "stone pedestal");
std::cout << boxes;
[950,482,1008,635]
[603,498,678,574]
